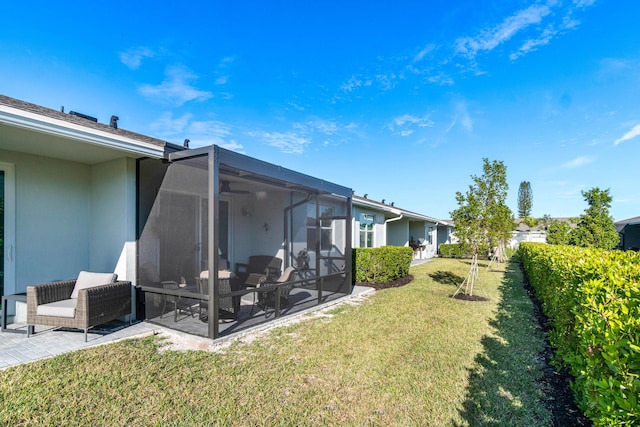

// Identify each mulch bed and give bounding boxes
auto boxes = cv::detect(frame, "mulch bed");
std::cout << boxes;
[355,274,414,290]
[521,268,593,427]
[450,293,490,301]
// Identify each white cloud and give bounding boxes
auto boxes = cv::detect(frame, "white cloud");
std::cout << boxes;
[254,131,311,154]
[562,156,594,168]
[414,45,436,63]
[139,65,213,106]
[149,112,193,135]
[574,0,595,7]
[306,118,338,135]
[455,101,473,132]
[218,140,245,152]
[148,112,242,150]
[455,4,551,58]
[119,46,154,69]
[510,14,579,60]
[427,74,455,86]
[340,75,373,92]
[388,114,434,136]
[614,124,640,146]
[392,114,434,128]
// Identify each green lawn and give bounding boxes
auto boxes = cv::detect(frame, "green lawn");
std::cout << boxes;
[0,258,551,426]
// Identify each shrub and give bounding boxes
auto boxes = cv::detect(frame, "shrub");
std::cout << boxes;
[353,246,413,283]
[518,242,640,426]
[439,243,490,259]
[439,243,465,258]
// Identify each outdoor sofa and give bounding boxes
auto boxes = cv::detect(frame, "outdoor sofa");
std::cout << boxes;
[26,271,132,341]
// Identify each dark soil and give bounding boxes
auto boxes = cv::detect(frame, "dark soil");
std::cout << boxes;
[521,268,593,427]
[451,293,490,301]
[355,274,414,290]
[359,271,593,426]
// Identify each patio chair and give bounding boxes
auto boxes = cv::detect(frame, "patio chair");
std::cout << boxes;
[235,255,282,288]
[160,281,197,322]
[26,271,131,342]
[255,266,298,314]
[196,260,240,321]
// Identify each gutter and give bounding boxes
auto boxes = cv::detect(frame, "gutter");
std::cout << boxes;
[384,213,404,225]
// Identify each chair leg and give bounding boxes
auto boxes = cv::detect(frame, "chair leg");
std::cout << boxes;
[27,324,32,338]
[161,295,168,319]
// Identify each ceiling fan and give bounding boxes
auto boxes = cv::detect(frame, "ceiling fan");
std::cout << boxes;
[220,180,250,194]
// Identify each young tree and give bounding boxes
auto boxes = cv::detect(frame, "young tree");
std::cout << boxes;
[450,158,514,296]
[538,214,553,230]
[546,221,572,245]
[571,187,619,249]
[517,181,533,218]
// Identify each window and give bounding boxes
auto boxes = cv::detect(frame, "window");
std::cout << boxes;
[359,214,375,248]
[427,226,435,245]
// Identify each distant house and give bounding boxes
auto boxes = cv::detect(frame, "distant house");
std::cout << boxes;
[352,195,453,259]
[615,216,640,250]
[509,219,548,248]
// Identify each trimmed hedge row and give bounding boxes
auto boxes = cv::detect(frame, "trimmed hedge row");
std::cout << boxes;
[352,246,413,283]
[518,242,640,426]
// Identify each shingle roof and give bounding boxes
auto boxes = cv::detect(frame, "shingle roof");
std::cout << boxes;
[0,94,169,148]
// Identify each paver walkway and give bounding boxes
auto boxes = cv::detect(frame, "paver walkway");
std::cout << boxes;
[0,321,158,370]
[1,284,377,370]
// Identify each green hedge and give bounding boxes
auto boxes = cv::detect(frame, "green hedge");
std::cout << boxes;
[439,243,465,258]
[439,243,490,259]
[352,246,413,283]
[518,242,640,426]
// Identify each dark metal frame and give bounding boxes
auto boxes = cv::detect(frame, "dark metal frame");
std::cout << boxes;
[137,145,353,339]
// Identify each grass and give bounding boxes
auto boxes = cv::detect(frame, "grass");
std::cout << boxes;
[0,258,552,426]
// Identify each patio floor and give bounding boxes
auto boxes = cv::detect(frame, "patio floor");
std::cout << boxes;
[0,285,374,371]
[147,286,348,338]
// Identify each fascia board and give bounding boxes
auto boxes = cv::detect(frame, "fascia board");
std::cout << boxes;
[0,105,165,158]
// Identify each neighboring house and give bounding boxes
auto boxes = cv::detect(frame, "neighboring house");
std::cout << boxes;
[352,195,453,259]
[0,94,352,340]
[509,220,548,248]
[615,216,640,250]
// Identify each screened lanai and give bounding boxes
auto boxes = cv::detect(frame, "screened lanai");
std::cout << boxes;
[136,145,352,339]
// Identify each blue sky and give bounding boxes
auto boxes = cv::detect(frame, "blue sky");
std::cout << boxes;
[2,0,640,220]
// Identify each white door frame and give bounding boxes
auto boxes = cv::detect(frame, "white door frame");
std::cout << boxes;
[0,162,16,296]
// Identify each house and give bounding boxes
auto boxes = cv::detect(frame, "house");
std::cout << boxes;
[509,219,548,248]
[1,94,352,340]
[352,195,453,258]
[615,216,640,250]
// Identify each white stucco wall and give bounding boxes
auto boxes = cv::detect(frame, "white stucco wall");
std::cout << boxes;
[387,219,409,246]
[1,149,140,294]
[1,149,91,291]
[352,206,386,248]
[90,157,137,281]
[232,191,287,266]
[509,231,547,248]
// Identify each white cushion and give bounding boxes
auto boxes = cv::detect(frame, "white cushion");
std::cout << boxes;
[37,299,77,318]
[200,270,236,279]
[70,271,117,299]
